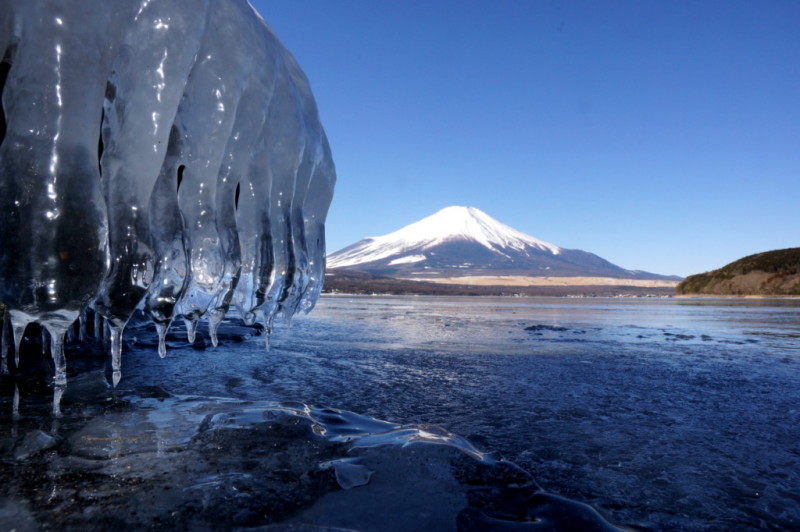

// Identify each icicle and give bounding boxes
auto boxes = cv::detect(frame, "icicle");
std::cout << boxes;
[243,311,257,326]
[12,383,20,420]
[1,312,9,374]
[66,321,76,344]
[41,327,49,356]
[259,310,274,352]
[184,316,198,344]
[79,312,88,342]
[155,321,170,358]
[52,384,65,417]
[43,323,69,416]
[94,310,103,340]
[104,320,111,350]
[0,0,336,393]
[9,312,31,369]
[207,309,224,347]
[47,327,68,387]
[109,325,124,387]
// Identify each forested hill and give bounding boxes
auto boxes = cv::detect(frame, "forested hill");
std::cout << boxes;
[677,248,800,296]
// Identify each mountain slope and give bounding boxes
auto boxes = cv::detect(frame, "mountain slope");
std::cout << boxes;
[677,248,800,296]
[328,206,678,280]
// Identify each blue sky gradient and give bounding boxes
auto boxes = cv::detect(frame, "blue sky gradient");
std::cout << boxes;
[252,0,799,277]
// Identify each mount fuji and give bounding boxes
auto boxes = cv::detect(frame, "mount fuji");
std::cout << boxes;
[327,206,679,281]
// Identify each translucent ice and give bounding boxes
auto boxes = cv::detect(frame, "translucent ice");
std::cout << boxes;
[0,0,336,398]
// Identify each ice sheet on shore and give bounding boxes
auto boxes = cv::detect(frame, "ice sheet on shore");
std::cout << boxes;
[0,382,624,531]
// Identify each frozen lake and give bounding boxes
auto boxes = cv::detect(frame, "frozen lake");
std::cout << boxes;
[2,295,800,530]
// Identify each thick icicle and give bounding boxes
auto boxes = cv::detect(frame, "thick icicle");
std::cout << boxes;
[103,321,111,351]
[256,310,275,352]
[207,310,224,348]
[12,384,20,419]
[142,124,189,347]
[52,385,65,418]
[1,310,8,374]
[65,320,76,344]
[207,90,267,327]
[79,312,88,343]
[94,311,103,341]
[154,321,170,359]
[0,0,336,402]
[44,321,71,415]
[45,325,68,387]
[8,312,30,369]
[92,0,210,335]
[184,317,198,345]
[0,1,120,369]
[41,327,49,357]
[300,154,336,313]
[173,2,251,325]
[109,325,123,387]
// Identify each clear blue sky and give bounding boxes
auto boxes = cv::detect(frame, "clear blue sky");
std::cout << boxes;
[252,0,799,277]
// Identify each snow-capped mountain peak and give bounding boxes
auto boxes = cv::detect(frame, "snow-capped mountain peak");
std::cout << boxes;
[328,206,561,269]
[327,206,679,281]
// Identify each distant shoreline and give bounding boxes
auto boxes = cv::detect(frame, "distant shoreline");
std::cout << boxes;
[403,275,678,288]
[321,292,800,301]
[321,292,673,299]
[675,294,800,300]
[322,270,676,298]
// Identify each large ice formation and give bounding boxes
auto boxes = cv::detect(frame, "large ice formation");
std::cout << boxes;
[0,0,336,407]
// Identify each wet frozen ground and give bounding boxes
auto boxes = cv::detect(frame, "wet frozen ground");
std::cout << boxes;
[2,295,800,530]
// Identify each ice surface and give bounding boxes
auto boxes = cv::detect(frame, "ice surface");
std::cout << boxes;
[105,295,798,530]
[13,429,58,461]
[0,0,335,397]
[324,458,374,489]
[0,385,622,530]
[3,297,798,529]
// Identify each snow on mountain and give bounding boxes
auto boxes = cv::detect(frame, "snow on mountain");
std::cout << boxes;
[327,206,677,280]
[329,206,560,268]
